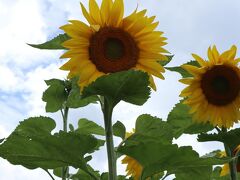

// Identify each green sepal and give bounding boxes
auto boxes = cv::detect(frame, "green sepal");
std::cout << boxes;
[166,60,200,78]
[82,70,151,106]
[0,116,100,172]
[28,34,70,50]
[167,101,214,138]
[158,55,174,67]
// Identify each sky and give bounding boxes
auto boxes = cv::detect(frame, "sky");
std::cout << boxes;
[0,0,240,179]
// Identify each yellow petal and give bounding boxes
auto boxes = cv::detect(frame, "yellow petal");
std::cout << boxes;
[212,45,220,62]
[68,20,92,37]
[220,164,230,176]
[181,64,205,76]
[140,51,168,60]
[192,53,206,66]
[100,0,113,24]
[89,0,102,25]
[228,45,237,60]
[179,78,194,85]
[108,0,124,27]
[208,46,215,63]
[79,64,96,82]
[80,3,95,25]
[138,59,165,73]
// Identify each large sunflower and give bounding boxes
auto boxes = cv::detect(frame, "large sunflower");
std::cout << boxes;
[60,0,168,90]
[180,45,240,128]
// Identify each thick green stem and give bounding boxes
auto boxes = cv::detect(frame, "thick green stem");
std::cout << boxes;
[61,107,69,180]
[222,128,238,180]
[102,97,117,180]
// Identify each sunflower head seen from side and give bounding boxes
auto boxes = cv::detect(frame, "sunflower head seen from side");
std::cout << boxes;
[60,0,168,91]
[180,45,240,128]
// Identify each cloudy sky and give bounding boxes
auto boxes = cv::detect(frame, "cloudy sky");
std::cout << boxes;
[0,0,240,179]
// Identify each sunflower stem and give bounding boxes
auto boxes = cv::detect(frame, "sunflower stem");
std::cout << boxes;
[102,97,117,180]
[222,128,238,180]
[61,107,69,180]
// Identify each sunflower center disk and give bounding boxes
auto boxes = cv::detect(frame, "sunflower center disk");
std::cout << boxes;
[89,27,139,73]
[201,65,240,106]
[104,38,124,60]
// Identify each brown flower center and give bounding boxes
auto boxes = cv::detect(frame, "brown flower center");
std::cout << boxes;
[201,65,240,106]
[89,27,139,73]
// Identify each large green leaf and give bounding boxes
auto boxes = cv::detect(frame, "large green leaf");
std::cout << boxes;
[28,34,70,50]
[0,117,99,172]
[135,114,173,144]
[75,118,105,136]
[66,77,98,108]
[198,128,240,152]
[42,79,68,112]
[166,60,200,78]
[167,102,214,138]
[113,121,126,140]
[82,70,151,106]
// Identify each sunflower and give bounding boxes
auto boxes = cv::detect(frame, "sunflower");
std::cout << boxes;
[59,0,168,91]
[179,45,240,128]
[220,145,240,176]
[122,130,142,179]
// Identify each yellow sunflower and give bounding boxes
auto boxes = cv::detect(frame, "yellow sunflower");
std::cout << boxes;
[60,0,168,91]
[121,130,142,179]
[180,45,240,128]
[220,145,240,176]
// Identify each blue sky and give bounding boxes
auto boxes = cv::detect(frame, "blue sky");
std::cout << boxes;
[0,0,240,179]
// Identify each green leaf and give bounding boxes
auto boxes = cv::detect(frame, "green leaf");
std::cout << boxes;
[75,118,105,136]
[118,134,229,179]
[70,165,100,180]
[166,61,200,78]
[0,116,99,172]
[53,167,62,178]
[198,128,240,152]
[0,138,5,143]
[82,70,151,106]
[158,55,174,67]
[66,77,98,108]
[135,114,173,144]
[113,121,126,140]
[167,101,214,138]
[42,79,68,112]
[28,34,70,50]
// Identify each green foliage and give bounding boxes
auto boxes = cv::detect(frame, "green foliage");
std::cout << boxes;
[75,118,105,136]
[42,78,98,112]
[167,101,214,138]
[42,79,68,112]
[82,70,151,106]
[118,115,229,179]
[113,121,126,140]
[66,77,98,108]
[70,165,100,180]
[100,173,132,180]
[0,117,100,173]
[198,128,240,152]
[158,55,174,67]
[135,114,173,144]
[166,60,200,78]
[28,34,70,50]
